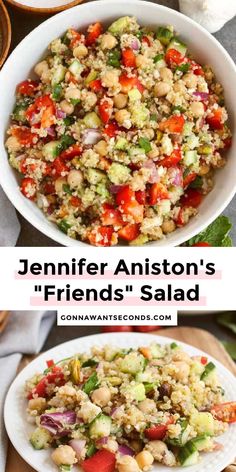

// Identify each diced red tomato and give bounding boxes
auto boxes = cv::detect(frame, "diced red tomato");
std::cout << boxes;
[145,424,168,440]
[192,242,211,247]
[43,181,55,195]
[88,226,115,247]
[116,185,135,205]
[20,177,37,200]
[51,157,68,177]
[181,188,203,208]
[16,80,39,96]
[200,356,208,365]
[183,172,197,188]
[46,359,54,369]
[69,30,82,49]
[159,115,185,133]
[81,449,116,472]
[135,326,160,332]
[102,326,133,333]
[103,121,120,138]
[176,208,185,226]
[120,200,144,223]
[206,108,224,130]
[211,402,236,423]
[118,223,140,241]
[122,48,136,68]
[136,190,146,205]
[60,144,82,160]
[190,60,204,76]
[11,126,38,146]
[165,49,185,67]
[159,148,182,168]
[142,36,151,46]
[148,183,169,205]
[86,22,103,46]
[89,79,103,92]
[28,366,65,399]
[98,99,113,124]
[101,205,124,226]
[119,73,144,93]
[26,95,55,128]
[70,196,82,207]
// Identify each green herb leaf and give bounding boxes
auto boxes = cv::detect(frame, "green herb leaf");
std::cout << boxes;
[60,134,76,151]
[64,117,74,127]
[86,443,97,458]
[107,49,121,68]
[139,137,152,153]
[82,359,99,368]
[57,219,72,234]
[83,372,99,394]
[63,184,73,195]
[187,216,232,247]
[150,113,158,121]
[189,176,203,189]
[217,313,236,335]
[153,53,164,63]
[175,63,190,73]
[171,105,186,114]
[222,341,236,360]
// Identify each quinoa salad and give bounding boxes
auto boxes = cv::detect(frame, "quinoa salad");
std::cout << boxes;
[25,342,236,471]
[5,17,232,246]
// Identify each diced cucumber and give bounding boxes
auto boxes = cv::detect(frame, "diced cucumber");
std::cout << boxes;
[201,362,216,382]
[108,16,132,35]
[168,419,191,446]
[191,434,212,451]
[115,137,128,150]
[156,27,174,45]
[85,70,98,85]
[136,371,154,383]
[183,122,194,136]
[120,352,145,375]
[150,343,165,359]
[51,64,66,86]
[13,103,28,122]
[190,360,205,377]
[167,37,187,56]
[52,84,63,101]
[130,103,149,128]
[128,88,142,101]
[30,427,51,450]
[178,441,199,466]
[170,342,179,350]
[190,412,214,436]
[130,234,149,246]
[42,141,60,161]
[89,414,111,439]
[122,382,146,402]
[107,162,130,184]
[59,466,71,472]
[86,442,97,458]
[84,112,101,128]
[96,183,110,199]
[186,134,199,150]
[86,168,106,185]
[69,59,84,78]
[183,150,198,167]
[156,199,171,216]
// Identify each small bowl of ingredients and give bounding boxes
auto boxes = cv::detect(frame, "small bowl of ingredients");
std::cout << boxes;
[0,1,11,68]
[5,0,83,14]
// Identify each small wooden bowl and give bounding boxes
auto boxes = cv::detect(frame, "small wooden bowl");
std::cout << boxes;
[0,1,11,68]
[5,0,83,14]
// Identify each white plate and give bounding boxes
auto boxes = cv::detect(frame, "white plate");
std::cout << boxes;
[4,332,236,472]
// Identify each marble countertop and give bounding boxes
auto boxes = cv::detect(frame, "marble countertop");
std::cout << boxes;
[6,0,236,246]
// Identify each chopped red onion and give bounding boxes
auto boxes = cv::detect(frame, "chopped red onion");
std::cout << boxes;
[168,167,183,186]
[193,91,209,101]
[40,411,76,435]
[130,38,140,51]
[56,108,67,119]
[69,439,86,459]
[83,129,101,145]
[96,437,109,446]
[46,127,56,138]
[143,160,159,183]
[118,445,135,456]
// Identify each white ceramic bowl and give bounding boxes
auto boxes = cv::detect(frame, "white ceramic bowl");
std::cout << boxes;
[0,0,235,247]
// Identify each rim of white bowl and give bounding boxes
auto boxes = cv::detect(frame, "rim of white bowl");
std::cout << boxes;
[0,0,236,247]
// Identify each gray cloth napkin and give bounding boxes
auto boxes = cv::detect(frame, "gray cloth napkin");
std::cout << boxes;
[0,310,56,471]
[0,187,20,246]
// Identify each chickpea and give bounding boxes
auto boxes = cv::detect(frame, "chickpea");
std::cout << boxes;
[65,88,81,103]
[115,109,131,126]
[34,60,49,77]
[5,136,21,152]
[117,455,140,472]
[102,70,119,88]
[183,72,197,89]
[173,361,190,382]
[172,351,191,363]
[73,44,88,58]
[101,33,117,50]
[136,450,154,470]
[60,99,74,115]
[147,147,159,159]
[55,177,67,195]
[106,439,118,453]
[146,440,167,460]
[138,399,156,414]
[67,169,84,188]
[162,219,176,234]
[190,101,205,118]
[173,81,186,93]
[83,91,97,110]
[28,397,46,413]
[159,67,173,82]
[199,163,210,175]
[94,140,108,156]
[51,445,76,466]
[91,386,111,407]
[114,93,128,109]
[154,81,171,97]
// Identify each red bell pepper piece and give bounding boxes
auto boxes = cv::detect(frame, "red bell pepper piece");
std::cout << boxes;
[116,185,135,205]
[135,190,146,205]
[51,157,68,177]
[159,148,182,168]
[148,183,169,205]
[70,196,82,207]
[144,424,168,440]
[101,205,124,226]
[86,22,103,46]
[119,73,144,93]
[16,80,39,96]
[159,115,185,133]
[89,79,103,92]
[20,177,37,200]
[200,356,208,365]
[118,223,140,241]
[98,99,113,124]
[181,188,203,208]
[165,49,185,67]
[121,48,136,68]
[81,449,116,472]
[120,201,144,223]
[60,144,82,160]
[26,95,55,128]
[103,121,120,137]
[11,126,38,147]
[88,226,115,247]
[183,172,197,188]
[206,108,224,130]
[28,366,65,399]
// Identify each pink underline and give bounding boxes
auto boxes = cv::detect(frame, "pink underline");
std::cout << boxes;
[15,270,221,280]
[30,296,207,306]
